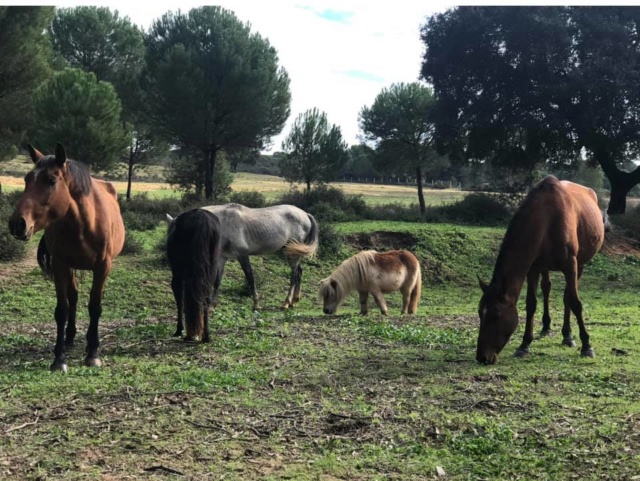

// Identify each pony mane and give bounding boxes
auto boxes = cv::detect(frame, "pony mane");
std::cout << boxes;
[319,250,377,304]
[35,156,92,196]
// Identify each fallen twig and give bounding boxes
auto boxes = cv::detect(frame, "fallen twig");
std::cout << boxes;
[143,465,185,476]
[5,417,40,433]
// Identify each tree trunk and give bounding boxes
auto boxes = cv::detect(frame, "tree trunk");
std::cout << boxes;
[306,179,311,193]
[204,147,217,200]
[126,142,135,201]
[607,178,632,214]
[416,166,426,215]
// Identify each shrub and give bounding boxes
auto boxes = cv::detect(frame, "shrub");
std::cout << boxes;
[121,232,144,256]
[118,193,203,232]
[317,221,343,259]
[0,192,27,262]
[427,193,512,226]
[229,190,266,208]
[278,185,369,222]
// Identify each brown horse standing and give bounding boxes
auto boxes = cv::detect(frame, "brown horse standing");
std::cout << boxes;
[9,143,125,372]
[476,176,605,364]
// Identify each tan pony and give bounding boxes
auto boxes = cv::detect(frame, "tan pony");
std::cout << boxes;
[319,250,422,315]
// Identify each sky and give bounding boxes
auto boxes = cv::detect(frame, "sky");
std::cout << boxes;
[12,1,633,152]
[21,0,457,152]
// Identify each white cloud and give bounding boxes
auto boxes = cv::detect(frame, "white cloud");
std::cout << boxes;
[40,0,455,150]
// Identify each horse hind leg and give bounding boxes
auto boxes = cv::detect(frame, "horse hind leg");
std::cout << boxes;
[65,271,78,346]
[401,287,411,315]
[292,264,303,304]
[171,274,184,337]
[282,258,301,309]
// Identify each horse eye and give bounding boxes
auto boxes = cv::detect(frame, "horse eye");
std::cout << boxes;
[47,177,56,186]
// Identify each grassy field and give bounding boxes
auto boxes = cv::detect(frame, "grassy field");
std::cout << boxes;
[0,217,639,480]
[0,157,465,206]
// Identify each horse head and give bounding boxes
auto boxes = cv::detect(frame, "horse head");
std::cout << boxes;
[476,276,519,364]
[9,143,74,241]
[319,278,340,315]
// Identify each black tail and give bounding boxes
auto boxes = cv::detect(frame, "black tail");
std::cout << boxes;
[167,209,222,339]
[37,236,53,280]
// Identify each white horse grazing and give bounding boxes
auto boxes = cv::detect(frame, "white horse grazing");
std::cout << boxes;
[167,203,318,311]
[319,250,422,316]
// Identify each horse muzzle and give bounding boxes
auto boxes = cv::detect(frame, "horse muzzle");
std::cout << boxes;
[476,351,499,365]
[8,216,34,241]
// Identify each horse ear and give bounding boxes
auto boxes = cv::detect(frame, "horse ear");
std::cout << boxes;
[27,144,44,163]
[477,275,489,294]
[54,142,67,167]
[165,213,174,223]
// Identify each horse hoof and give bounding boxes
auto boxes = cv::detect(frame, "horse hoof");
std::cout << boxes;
[514,348,530,358]
[50,362,68,373]
[84,357,102,368]
[184,337,198,344]
[562,338,577,348]
[173,331,183,338]
[539,329,552,338]
[581,348,596,358]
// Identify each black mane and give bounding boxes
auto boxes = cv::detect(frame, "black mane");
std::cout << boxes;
[35,156,92,196]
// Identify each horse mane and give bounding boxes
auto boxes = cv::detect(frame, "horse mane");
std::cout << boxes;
[319,250,377,304]
[36,156,92,196]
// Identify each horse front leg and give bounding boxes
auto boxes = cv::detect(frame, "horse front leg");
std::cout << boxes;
[238,256,259,310]
[359,291,369,315]
[65,271,78,346]
[85,260,111,367]
[51,267,73,372]
[515,270,539,358]
[171,274,184,337]
[539,271,552,336]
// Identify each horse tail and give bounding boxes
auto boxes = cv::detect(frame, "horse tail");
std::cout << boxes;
[409,258,422,314]
[167,209,221,339]
[603,210,611,233]
[284,213,319,258]
[37,236,53,280]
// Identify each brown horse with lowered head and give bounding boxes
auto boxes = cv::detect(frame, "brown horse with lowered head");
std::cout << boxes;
[476,176,605,365]
[9,143,125,372]
[320,250,422,315]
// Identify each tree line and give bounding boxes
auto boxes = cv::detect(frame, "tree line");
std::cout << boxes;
[2,6,640,212]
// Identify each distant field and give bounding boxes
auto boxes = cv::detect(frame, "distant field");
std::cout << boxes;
[0,166,466,206]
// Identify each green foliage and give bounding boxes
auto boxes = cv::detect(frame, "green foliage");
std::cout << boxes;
[280,108,349,191]
[359,82,447,212]
[278,184,368,222]
[121,231,144,256]
[0,7,55,160]
[144,6,291,199]
[167,151,233,200]
[48,7,145,100]
[0,192,27,261]
[428,193,513,226]
[30,68,131,170]
[229,190,267,208]
[421,6,640,212]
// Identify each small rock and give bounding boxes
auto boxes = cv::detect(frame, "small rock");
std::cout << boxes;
[436,466,446,477]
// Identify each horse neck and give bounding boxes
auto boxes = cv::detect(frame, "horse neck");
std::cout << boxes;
[491,215,544,302]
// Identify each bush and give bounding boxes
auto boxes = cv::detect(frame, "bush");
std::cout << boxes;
[318,221,343,259]
[278,185,369,222]
[0,192,27,262]
[427,193,512,226]
[118,193,202,232]
[121,232,144,256]
[367,203,424,223]
[229,190,266,208]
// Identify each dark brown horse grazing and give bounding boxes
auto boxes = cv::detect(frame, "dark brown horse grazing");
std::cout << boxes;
[9,143,125,372]
[476,176,605,365]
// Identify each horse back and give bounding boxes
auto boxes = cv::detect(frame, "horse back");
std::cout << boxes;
[371,250,421,292]
[533,177,604,265]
